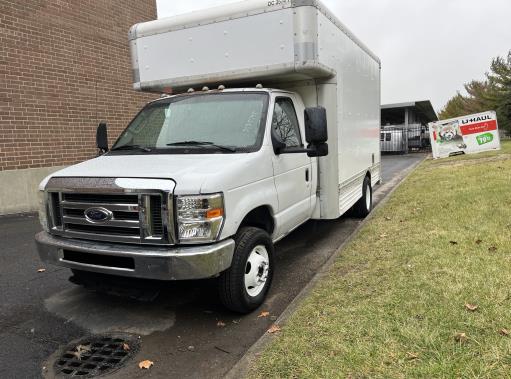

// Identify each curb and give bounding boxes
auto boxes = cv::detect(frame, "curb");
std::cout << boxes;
[225,156,427,379]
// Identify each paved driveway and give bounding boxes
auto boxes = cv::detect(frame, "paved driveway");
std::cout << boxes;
[0,154,425,379]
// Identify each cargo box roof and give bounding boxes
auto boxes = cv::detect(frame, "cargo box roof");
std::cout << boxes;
[129,0,380,93]
[129,0,379,65]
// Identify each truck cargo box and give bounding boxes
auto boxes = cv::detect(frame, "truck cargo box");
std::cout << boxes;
[129,0,379,93]
[129,0,381,220]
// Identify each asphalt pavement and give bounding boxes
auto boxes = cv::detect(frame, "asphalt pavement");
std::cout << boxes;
[0,154,425,379]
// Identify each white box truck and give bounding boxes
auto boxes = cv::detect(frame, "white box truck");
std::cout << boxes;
[35,0,381,313]
[429,111,500,159]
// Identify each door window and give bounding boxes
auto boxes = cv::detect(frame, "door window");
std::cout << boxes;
[271,98,302,148]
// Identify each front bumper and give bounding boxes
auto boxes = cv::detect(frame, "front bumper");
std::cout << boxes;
[35,232,235,280]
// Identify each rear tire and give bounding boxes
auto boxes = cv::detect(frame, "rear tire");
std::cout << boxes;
[352,176,372,218]
[218,227,274,313]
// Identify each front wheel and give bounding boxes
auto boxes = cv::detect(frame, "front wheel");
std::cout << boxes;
[218,227,274,313]
[352,176,372,218]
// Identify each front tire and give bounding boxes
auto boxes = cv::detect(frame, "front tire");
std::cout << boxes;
[352,176,372,218]
[218,227,274,313]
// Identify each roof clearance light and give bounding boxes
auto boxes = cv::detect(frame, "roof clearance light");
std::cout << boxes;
[218,85,225,90]
[187,88,195,93]
[202,86,210,91]
[256,83,263,89]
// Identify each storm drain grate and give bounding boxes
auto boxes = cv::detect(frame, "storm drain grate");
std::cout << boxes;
[54,334,140,378]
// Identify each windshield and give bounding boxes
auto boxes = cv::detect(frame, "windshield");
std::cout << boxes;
[111,93,269,153]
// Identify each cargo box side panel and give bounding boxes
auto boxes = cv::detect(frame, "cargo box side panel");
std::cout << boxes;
[133,9,296,91]
[317,11,381,216]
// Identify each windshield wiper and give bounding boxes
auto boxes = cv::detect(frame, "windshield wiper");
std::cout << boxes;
[166,141,237,152]
[111,144,152,152]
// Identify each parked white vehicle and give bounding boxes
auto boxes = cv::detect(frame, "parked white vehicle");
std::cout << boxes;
[35,0,381,313]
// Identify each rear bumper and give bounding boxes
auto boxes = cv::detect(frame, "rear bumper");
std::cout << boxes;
[35,231,235,280]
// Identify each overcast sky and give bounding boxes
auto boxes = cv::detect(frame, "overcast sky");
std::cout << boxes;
[156,0,511,111]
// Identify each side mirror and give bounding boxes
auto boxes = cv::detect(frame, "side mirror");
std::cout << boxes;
[96,122,109,154]
[305,107,328,157]
[307,142,328,157]
[304,107,328,144]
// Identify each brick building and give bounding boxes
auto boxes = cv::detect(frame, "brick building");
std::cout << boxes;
[0,0,157,214]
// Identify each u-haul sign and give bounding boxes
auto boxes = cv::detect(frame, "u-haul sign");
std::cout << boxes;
[428,111,500,159]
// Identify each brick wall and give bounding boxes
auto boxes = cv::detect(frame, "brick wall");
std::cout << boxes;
[0,0,157,171]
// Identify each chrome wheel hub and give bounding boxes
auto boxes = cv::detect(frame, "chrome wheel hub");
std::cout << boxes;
[244,245,270,297]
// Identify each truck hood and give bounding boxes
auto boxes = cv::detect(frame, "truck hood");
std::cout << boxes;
[41,151,273,194]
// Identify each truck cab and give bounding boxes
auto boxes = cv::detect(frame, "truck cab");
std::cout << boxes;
[36,88,330,313]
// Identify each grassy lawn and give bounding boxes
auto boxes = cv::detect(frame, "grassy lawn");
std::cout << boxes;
[250,141,511,378]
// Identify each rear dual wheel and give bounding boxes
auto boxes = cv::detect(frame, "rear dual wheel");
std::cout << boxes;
[218,227,274,314]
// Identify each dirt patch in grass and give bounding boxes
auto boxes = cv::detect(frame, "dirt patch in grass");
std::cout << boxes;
[249,141,511,378]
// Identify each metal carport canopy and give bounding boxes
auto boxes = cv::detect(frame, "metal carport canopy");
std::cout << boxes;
[381,101,438,123]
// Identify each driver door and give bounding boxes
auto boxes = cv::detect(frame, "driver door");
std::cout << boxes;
[271,95,312,236]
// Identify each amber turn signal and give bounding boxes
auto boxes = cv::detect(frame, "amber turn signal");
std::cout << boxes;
[206,208,224,219]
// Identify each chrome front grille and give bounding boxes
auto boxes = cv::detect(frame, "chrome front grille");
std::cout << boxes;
[47,192,171,245]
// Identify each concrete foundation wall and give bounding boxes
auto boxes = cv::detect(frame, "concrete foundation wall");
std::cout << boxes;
[0,166,65,215]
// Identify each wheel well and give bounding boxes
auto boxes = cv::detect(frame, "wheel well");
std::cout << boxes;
[239,206,275,235]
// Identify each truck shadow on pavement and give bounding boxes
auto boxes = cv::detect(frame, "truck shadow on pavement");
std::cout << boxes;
[44,214,358,337]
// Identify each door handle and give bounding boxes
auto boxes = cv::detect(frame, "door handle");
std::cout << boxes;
[305,168,310,182]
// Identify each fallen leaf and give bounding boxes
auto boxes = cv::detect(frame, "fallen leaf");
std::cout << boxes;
[37,268,46,273]
[379,233,388,238]
[138,360,154,370]
[73,344,91,360]
[267,324,281,334]
[384,216,391,221]
[258,311,270,318]
[217,321,226,327]
[465,303,478,312]
[500,329,510,336]
[406,352,419,360]
[187,345,195,352]
[449,240,458,245]
[454,332,468,343]
[488,246,498,252]
[475,239,483,245]
[122,343,130,351]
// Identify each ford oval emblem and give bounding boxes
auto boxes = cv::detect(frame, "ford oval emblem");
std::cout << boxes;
[84,207,113,223]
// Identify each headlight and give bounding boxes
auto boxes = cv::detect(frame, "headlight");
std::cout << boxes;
[176,193,224,243]
[38,190,49,232]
